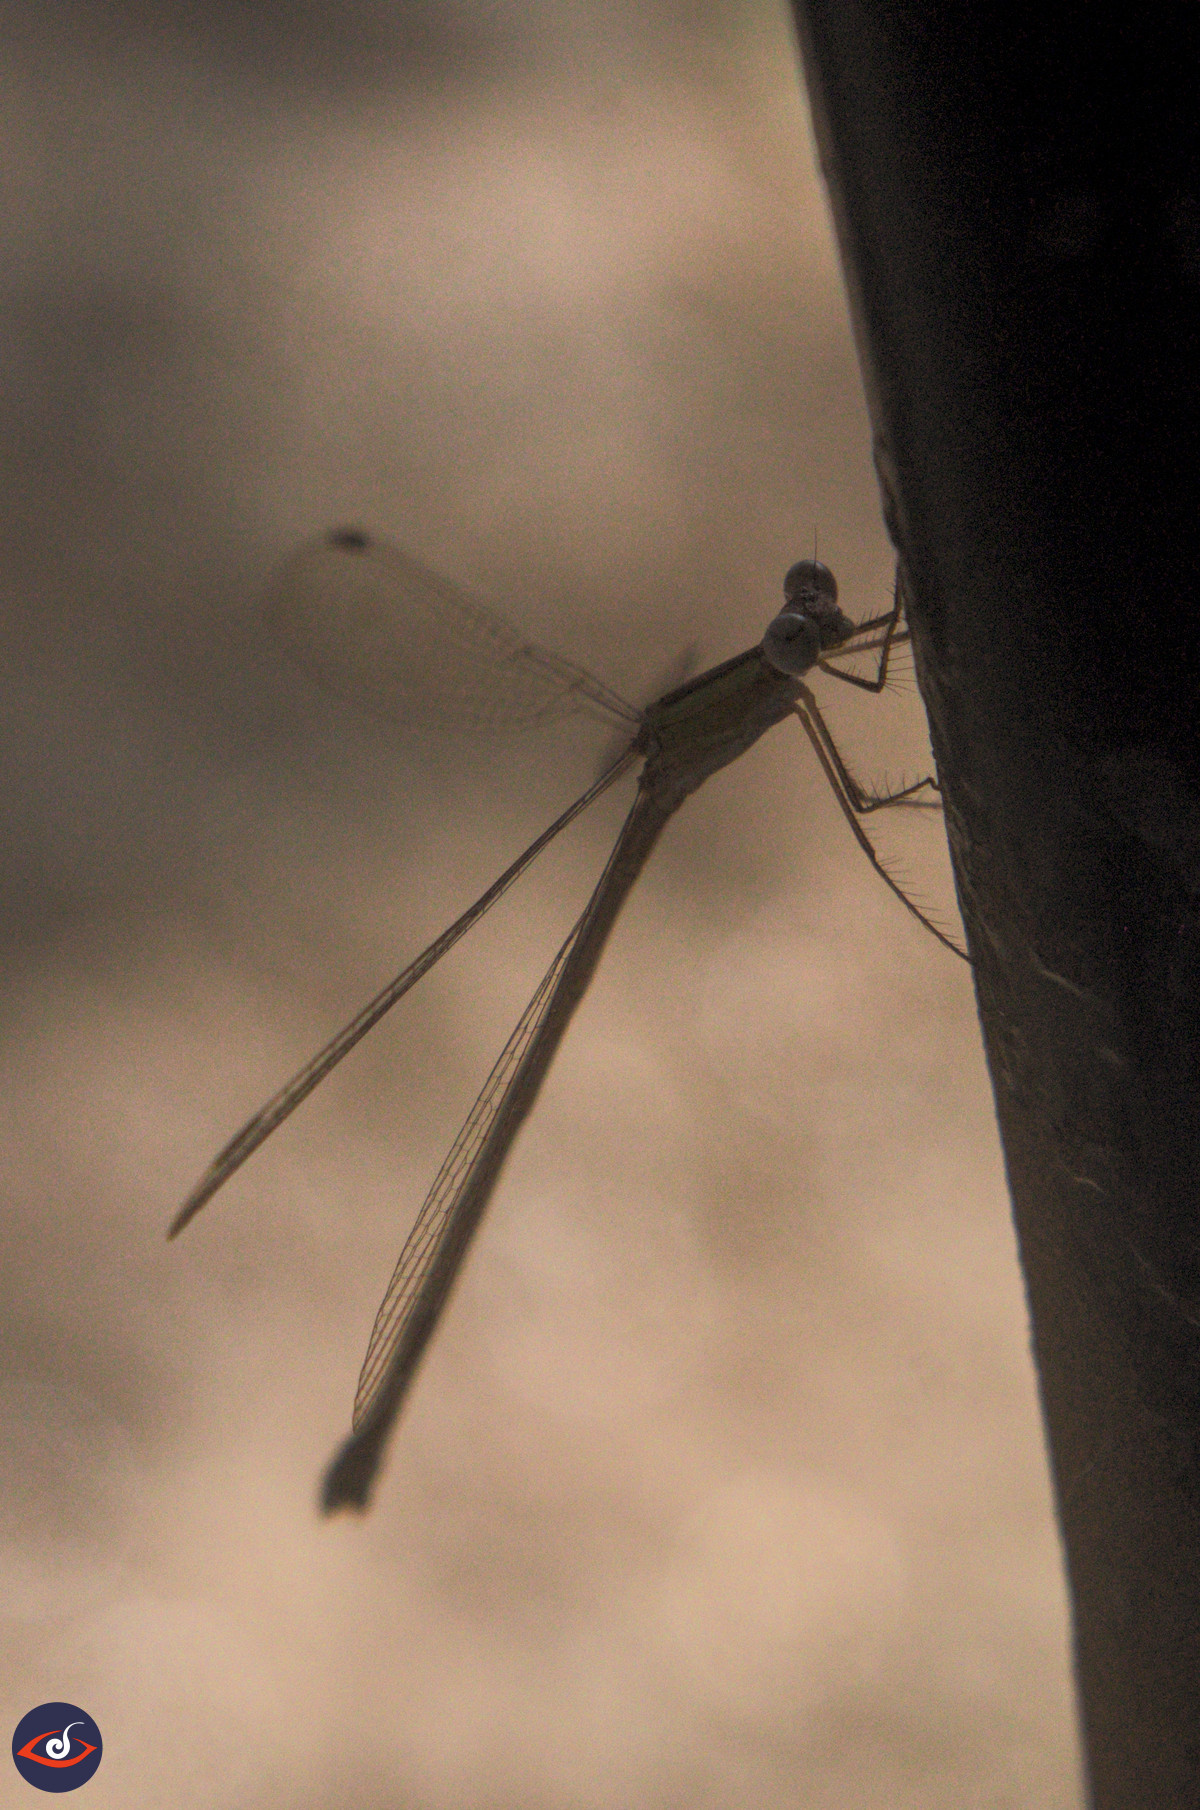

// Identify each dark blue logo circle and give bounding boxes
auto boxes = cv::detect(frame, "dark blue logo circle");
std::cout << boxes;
[11,1705,102,1792]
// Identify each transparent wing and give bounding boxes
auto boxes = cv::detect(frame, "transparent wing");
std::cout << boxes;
[351,905,586,1432]
[267,527,640,731]
[168,746,637,1239]
[323,783,669,1510]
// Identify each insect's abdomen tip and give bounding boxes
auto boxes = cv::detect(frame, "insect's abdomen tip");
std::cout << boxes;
[321,1433,378,1515]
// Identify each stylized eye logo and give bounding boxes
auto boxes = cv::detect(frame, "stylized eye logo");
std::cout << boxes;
[12,1700,103,1791]
[16,1724,98,1768]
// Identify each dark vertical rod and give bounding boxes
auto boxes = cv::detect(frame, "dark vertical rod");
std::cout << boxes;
[789,4,1200,1803]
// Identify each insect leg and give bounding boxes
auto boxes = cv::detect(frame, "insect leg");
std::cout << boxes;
[791,689,967,959]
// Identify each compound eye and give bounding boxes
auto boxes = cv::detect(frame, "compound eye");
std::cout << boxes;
[782,560,838,610]
[761,609,821,676]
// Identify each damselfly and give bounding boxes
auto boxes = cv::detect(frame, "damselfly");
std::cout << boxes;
[171,528,966,1511]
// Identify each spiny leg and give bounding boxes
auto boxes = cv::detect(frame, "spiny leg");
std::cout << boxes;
[791,692,967,960]
[817,571,904,695]
[798,685,941,814]
[807,574,938,809]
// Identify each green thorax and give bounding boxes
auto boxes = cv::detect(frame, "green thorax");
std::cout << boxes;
[634,647,803,812]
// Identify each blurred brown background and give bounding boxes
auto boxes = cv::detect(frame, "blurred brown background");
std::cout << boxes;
[1,3,1080,1804]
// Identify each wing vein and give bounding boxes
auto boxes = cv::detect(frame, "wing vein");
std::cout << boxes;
[351,910,583,1427]
[169,745,637,1236]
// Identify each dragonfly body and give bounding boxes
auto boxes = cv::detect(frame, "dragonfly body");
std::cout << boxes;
[326,644,816,1509]
[638,647,805,806]
[173,530,962,1514]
